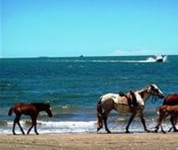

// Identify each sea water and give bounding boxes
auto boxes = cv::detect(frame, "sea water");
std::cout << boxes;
[0,55,178,134]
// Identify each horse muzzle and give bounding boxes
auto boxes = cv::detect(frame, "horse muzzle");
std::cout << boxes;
[158,94,165,99]
[48,108,53,117]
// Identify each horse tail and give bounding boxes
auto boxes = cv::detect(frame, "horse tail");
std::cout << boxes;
[96,98,103,132]
[8,107,13,116]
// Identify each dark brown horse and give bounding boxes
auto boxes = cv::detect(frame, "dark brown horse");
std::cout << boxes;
[8,102,53,135]
[163,93,178,105]
[154,93,178,132]
[97,84,164,133]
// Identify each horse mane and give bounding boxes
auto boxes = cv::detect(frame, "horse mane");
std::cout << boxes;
[139,85,161,104]
[30,102,49,105]
[135,88,146,99]
[30,102,50,109]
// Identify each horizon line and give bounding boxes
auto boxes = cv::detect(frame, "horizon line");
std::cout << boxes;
[1,54,177,59]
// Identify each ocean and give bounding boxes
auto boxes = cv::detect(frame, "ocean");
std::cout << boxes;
[0,55,178,134]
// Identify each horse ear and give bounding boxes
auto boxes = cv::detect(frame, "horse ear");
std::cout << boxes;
[45,100,50,104]
[44,101,50,106]
[147,85,152,92]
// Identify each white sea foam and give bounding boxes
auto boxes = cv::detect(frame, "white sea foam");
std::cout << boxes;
[38,121,97,134]
[1,120,97,134]
[1,119,176,134]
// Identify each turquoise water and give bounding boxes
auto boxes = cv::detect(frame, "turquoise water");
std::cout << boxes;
[0,55,178,134]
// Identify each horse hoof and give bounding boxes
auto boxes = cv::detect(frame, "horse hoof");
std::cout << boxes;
[154,130,158,133]
[107,130,111,134]
[125,130,130,134]
[150,130,156,133]
[97,128,101,133]
[146,130,151,133]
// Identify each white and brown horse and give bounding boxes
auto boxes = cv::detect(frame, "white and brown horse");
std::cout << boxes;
[97,84,164,133]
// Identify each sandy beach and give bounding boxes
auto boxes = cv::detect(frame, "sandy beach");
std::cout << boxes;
[1,133,178,150]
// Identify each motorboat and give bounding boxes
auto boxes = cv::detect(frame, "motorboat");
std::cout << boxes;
[154,55,165,62]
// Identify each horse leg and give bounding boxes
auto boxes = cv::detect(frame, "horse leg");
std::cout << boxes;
[27,116,39,135]
[160,116,175,134]
[12,117,17,135]
[125,113,136,133]
[154,125,159,133]
[27,116,34,134]
[154,114,168,133]
[33,118,39,135]
[17,121,25,135]
[170,116,178,132]
[103,115,111,133]
[13,115,25,135]
[97,116,103,133]
[139,112,150,133]
[160,125,166,134]
[154,118,163,133]
[168,126,173,132]
[27,124,34,134]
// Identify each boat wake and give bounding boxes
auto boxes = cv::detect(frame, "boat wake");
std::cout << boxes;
[120,55,167,63]
[144,55,167,63]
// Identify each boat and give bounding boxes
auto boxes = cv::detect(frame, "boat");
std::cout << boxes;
[154,55,166,62]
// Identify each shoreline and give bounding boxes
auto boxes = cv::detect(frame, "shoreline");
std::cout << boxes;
[1,133,178,150]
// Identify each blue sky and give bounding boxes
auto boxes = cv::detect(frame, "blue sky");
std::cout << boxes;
[1,0,178,58]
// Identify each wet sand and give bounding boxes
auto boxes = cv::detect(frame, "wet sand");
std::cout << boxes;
[1,133,178,150]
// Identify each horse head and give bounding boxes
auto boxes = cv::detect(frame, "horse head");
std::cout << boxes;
[45,103,53,117]
[147,84,164,99]
[32,102,53,117]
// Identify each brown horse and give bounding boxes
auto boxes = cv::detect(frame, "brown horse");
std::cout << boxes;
[155,93,178,132]
[97,84,164,133]
[154,105,178,133]
[8,102,53,135]
[163,93,178,105]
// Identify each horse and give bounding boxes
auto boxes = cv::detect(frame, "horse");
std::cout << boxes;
[163,93,178,105]
[155,93,178,132]
[154,105,178,133]
[8,102,53,135]
[96,84,164,133]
